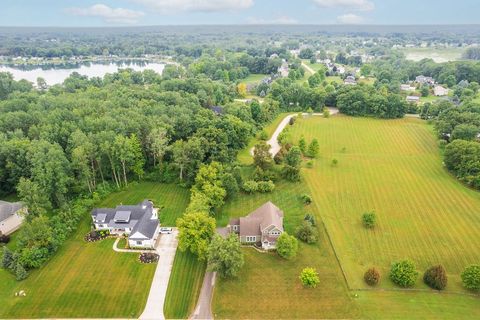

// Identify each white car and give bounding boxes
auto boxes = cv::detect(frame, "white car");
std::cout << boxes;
[160,227,173,234]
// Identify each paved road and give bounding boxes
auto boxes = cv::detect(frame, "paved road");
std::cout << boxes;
[191,271,216,320]
[250,109,339,157]
[139,229,179,320]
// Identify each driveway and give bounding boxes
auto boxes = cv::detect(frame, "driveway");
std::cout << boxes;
[191,272,216,320]
[250,109,339,157]
[139,229,179,320]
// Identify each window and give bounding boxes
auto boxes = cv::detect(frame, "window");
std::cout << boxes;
[136,241,142,245]
[233,225,238,231]
[246,236,256,242]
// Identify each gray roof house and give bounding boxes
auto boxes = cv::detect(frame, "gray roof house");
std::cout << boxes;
[228,201,284,250]
[91,200,160,249]
[0,201,25,235]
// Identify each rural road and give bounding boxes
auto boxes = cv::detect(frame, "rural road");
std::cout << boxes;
[139,229,179,320]
[251,108,339,157]
[301,62,315,75]
[191,271,217,320]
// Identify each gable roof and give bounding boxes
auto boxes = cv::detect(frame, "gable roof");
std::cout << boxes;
[0,201,23,222]
[239,202,283,237]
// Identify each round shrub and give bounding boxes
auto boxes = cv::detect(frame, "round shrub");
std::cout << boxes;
[362,212,376,229]
[301,194,312,205]
[461,265,480,291]
[390,260,418,287]
[299,267,320,288]
[276,232,298,260]
[423,265,448,290]
[257,180,275,193]
[295,221,318,244]
[364,267,380,286]
[242,180,258,194]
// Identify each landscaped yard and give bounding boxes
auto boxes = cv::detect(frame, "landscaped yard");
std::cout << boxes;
[0,182,190,318]
[241,73,267,84]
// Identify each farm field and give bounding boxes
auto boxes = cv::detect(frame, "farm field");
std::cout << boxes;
[400,47,465,62]
[290,115,480,292]
[0,182,190,318]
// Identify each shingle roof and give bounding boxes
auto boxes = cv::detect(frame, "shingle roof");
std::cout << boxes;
[239,202,283,237]
[0,201,23,222]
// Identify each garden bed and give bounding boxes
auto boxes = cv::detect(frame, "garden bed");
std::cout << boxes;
[139,252,159,264]
[84,230,110,242]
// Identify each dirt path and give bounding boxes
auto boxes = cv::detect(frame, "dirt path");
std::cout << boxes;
[250,108,339,157]
[301,62,315,75]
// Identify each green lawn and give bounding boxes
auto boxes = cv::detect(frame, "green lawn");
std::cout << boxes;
[164,250,206,319]
[290,115,480,292]
[0,182,190,318]
[241,73,267,84]
[237,112,290,165]
[100,181,190,226]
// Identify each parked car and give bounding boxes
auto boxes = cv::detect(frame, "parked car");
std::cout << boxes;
[160,227,173,234]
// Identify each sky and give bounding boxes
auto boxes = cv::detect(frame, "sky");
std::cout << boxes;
[1,0,479,27]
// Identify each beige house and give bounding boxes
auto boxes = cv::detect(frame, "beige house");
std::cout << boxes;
[228,201,284,250]
[434,85,449,96]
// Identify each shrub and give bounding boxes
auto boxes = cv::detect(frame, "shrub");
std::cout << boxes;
[15,263,28,281]
[461,265,480,291]
[362,212,376,229]
[364,267,380,286]
[276,232,298,260]
[258,130,269,141]
[306,160,314,168]
[331,159,338,166]
[257,180,275,193]
[0,232,10,244]
[300,267,320,288]
[1,247,14,269]
[295,221,318,244]
[301,194,312,205]
[423,265,448,290]
[242,180,258,193]
[304,213,316,226]
[139,252,159,264]
[390,260,418,287]
[289,117,296,125]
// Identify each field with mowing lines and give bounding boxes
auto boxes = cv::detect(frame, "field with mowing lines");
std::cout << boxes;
[0,182,190,318]
[164,250,206,319]
[290,115,480,291]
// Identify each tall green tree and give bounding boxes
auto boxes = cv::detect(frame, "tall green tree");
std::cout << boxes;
[207,233,244,278]
[177,211,216,260]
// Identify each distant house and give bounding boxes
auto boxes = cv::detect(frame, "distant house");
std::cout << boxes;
[434,85,449,97]
[400,84,416,91]
[406,96,420,103]
[228,201,284,250]
[0,201,25,235]
[344,75,357,85]
[278,61,289,78]
[91,200,160,249]
[415,75,435,85]
[208,106,224,115]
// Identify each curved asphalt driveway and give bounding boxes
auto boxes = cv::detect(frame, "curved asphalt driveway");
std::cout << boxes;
[250,108,339,157]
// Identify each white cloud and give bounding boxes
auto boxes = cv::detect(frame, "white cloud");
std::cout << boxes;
[337,13,365,24]
[131,0,254,14]
[247,15,298,25]
[313,0,374,11]
[66,4,145,24]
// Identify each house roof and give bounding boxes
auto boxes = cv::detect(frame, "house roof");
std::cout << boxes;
[239,202,283,237]
[0,201,23,222]
[91,200,158,239]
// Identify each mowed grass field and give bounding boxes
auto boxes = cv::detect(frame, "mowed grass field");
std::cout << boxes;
[164,250,206,319]
[0,182,190,318]
[290,115,480,291]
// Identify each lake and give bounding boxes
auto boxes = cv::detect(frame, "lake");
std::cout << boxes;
[0,61,165,86]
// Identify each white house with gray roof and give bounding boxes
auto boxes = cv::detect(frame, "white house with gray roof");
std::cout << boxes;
[228,201,284,250]
[91,200,160,249]
[0,200,25,235]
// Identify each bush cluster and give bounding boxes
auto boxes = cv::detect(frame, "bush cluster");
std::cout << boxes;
[139,252,159,264]
[390,260,418,287]
[423,265,448,290]
[461,265,480,291]
[362,212,376,229]
[364,267,380,286]
[295,221,318,244]
[242,180,275,193]
[84,229,110,242]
